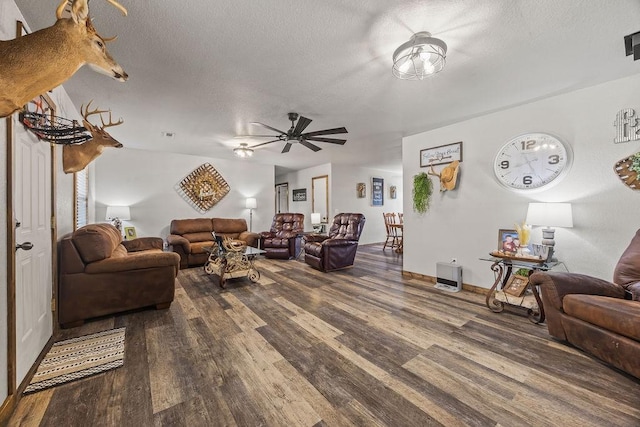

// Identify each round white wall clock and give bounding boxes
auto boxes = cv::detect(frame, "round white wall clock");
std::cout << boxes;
[493,133,572,192]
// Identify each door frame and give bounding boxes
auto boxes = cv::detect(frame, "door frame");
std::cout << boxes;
[1,54,58,421]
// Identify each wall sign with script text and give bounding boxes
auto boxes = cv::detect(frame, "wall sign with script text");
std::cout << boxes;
[420,141,463,167]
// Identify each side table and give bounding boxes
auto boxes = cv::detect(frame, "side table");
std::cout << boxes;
[480,254,568,324]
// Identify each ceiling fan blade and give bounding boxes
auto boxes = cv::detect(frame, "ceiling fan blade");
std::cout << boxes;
[235,134,279,138]
[301,127,348,137]
[250,122,287,135]
[299,140,322,152]
[281,142,293,153]
[250,139,281,148]
[305,136,347,145]
[292,116,312,135]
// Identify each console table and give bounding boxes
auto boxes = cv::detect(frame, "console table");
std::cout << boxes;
[480,254,567,324]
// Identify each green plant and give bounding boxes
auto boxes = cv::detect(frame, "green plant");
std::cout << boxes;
[629,152,640,175]
[413,172,433,214]
[514,268,530,276]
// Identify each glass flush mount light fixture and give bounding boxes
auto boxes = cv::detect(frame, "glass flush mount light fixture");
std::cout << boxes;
[392,31,447,80]
[233,143,254,158]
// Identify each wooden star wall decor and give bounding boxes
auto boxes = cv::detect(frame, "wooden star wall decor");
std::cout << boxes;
[177,163,230,213]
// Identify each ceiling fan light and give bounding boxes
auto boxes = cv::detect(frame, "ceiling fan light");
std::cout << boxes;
[233,143,254,158]
[392,31,447,80]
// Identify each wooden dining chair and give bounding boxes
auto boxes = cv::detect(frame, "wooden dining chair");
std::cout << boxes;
[383,212,398,250]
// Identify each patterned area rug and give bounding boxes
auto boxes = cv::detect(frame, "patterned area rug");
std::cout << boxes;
[24,328,126,394]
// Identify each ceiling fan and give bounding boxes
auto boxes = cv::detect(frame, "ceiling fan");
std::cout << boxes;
[238,112,348,153]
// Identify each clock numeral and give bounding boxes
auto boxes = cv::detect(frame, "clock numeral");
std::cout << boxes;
[548,154,560,164]
[523,176,533,185]
[500,160,509,169]
[520,140,536,150]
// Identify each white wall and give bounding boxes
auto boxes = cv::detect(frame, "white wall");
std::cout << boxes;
[403,73,640,289]
[94,148,275,239]
[279,164,403,244]
[332,165,403,245]
[277,163,331,231]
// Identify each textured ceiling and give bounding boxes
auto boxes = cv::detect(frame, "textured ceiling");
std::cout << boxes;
[14,0,640,174]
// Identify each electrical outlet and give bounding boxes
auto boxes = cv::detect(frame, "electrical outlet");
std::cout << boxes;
[451,258,457,263]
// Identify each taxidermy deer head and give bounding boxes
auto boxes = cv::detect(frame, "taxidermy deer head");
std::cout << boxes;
[62,101,123,173]
[0,0,128,118]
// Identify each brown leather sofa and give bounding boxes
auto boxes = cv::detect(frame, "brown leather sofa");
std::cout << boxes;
[529,229,640,379]
[58,223,180,328]
[167,218,259,269]
[260,213,304,259]
[304,213,365,272]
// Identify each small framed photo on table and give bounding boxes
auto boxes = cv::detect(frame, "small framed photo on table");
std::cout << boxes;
[498,229,518,253]
[504,274,529,297]
[124,226,137,240]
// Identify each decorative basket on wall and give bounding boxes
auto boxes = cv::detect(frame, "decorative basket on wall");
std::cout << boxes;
[176,163,230,213]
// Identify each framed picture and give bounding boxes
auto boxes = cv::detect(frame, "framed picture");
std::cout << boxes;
[356,183,366,198]
[420,141,463,167]
[372,177,383,206]
[504,274,529,297]
[498,229,519,253]
[389,186,397,199]
[124,226,137,240]
[292,188,307,202]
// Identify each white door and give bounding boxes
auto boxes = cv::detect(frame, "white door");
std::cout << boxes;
[14,117,53,385]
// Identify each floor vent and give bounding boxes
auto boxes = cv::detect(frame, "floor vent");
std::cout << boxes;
[435,262,462,292]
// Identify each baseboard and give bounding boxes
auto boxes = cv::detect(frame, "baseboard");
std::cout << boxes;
[402,270,489,295]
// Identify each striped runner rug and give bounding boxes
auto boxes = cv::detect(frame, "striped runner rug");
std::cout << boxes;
[24,327,126,394]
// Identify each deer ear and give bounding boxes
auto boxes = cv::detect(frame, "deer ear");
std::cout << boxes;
[70,0,89,24]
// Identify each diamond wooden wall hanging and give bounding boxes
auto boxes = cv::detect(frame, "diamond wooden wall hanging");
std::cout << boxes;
[177,163,230,213]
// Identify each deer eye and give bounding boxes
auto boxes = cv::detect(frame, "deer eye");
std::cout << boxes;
[96,40,104,49]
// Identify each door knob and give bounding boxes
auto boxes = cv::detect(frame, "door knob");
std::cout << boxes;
[16,242,33,251]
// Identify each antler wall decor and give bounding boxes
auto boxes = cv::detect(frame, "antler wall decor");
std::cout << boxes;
[0,0,128,118]
[62,101,124,173]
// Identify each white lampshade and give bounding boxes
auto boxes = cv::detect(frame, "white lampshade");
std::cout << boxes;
[526,203,573,228]
[311,212,321,224]
[105,206,131,221]
[245,198,257,209]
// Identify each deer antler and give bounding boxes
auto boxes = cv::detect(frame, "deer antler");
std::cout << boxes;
[56,0,127,20]
[106,0,128,16]
[81,100,123,130]
[81,100,109,125]
[56,0,69,19]
[100,110,124,129]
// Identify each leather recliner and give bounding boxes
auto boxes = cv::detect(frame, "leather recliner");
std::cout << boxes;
[529,229,640,379]
[304,213,365,272]
[260,213,304,259]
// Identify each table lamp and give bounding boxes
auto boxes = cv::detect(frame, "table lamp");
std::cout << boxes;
[105,206,130,232]
[525,202,573,260]
[311,212,322,232]
[246,198,257,232]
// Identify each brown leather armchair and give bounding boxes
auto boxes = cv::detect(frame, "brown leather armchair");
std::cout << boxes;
[58,223,180,328]
[529,229,640,379]
[304,213,365,272]
[260,213,304,259]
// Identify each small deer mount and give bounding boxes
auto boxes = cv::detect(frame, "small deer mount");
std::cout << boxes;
[62,101,124,174]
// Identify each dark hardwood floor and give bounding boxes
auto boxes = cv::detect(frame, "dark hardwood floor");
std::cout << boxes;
[9,244,640,426]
